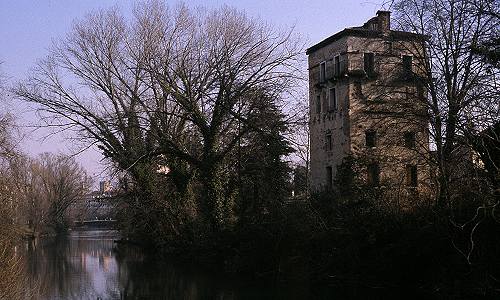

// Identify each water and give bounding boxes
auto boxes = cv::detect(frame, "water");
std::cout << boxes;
[22,230,424,299]
[23,230,316,300]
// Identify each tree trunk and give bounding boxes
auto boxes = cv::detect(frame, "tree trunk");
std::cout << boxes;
[200,162,230,231]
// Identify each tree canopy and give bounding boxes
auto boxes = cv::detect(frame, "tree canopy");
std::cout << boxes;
[16,1,304,230]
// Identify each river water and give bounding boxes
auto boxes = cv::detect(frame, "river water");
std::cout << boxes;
[21,230,424,299]
[23,230,318,300]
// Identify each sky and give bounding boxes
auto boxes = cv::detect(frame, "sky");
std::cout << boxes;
[0,0,387,179]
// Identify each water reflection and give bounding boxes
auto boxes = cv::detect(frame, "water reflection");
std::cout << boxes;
[21,230,432,299]
[24,230,312,300]
[26,231,118,299]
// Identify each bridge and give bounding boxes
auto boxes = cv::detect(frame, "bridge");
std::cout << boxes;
[73,219,117,229]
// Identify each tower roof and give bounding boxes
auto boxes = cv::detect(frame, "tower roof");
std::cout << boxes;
[306,11,427,55]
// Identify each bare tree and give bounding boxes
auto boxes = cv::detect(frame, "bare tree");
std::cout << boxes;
[33,153,92,233]
[385,0,500,205]
[1,152,91,234]
[0,65,34,300]
[15,1,303,230]
[377,0,500,285]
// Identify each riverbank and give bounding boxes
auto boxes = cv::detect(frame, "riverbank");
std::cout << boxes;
[113,196,500,299]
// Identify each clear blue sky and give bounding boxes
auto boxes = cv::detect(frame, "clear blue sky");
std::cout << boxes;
[0,0,385,178]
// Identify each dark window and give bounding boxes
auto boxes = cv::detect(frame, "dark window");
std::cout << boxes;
[326,134,333,151]
[404,132,416,148]
[329,88,337,111]
[405,86,414,100]
[326,166,333,189]
[384,41,393,53]
[334,56,340,76]
[364,53,375,74]
[417,84,424,99]
[320,61,326,82]
[316,95,321,114]
[365,130,377,148]
[354,81,363,98]
[367,163,380,186]
[406,165,418,187]
[402,55,412,76]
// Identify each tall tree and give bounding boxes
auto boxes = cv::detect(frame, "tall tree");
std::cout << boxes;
[391,0,500,205]
[15,1,303,230]
[0,66,30,300]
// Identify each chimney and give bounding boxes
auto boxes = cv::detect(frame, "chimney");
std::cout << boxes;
[376,11,391,33]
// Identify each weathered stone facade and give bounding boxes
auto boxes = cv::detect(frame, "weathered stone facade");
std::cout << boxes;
[308,11,431,198]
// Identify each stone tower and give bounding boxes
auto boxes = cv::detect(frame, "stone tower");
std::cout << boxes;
[308,11,430,196]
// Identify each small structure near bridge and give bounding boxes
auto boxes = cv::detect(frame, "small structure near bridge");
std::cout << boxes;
[69,180,117,229]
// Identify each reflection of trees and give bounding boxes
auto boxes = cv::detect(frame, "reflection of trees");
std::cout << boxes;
[114,246,196,298]
[25,232,309,299]
[27,236,94,299]
[113,246,243,299]
[26,234,242,299]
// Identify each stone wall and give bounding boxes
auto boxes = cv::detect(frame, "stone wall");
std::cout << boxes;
[308,16,432,201]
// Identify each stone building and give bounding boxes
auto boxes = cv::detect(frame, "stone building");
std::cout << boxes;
[308,11,431,197]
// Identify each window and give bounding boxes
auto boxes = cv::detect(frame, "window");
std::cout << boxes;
[417,85,424,99]
[404,131,416,148]
[365,130,377,148]
[364,53,375,75]
[384,41,393,53]
[316,94,321,114]
[405,86,414,100]
[334,55,340,76]
[319,61,326,82]
[329,88,337,111]
[354,81,363,98]
[402,55,412,76]
[326,166,333,189]
[367,163,380,186]
[326,134,333,151]
[406,165,418,187]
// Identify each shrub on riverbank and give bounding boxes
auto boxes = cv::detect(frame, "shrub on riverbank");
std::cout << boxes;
[0,208,33,299]
[197,192,498,299]
[111,166,500,298]
[135,181,495,297]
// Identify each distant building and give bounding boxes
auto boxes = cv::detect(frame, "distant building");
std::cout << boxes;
[99,180,112,194]
[69,180,116,223]
[308,11,431,198]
